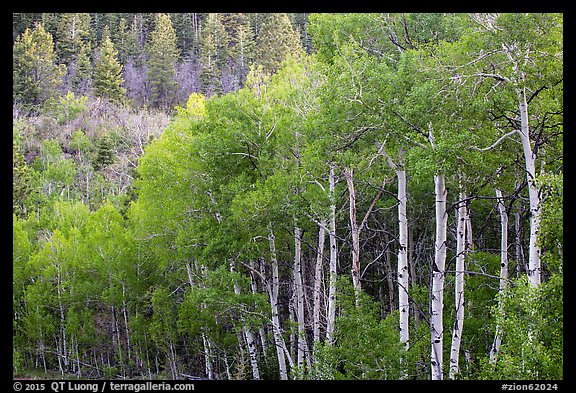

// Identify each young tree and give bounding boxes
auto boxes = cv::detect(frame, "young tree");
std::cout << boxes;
[254,13,303,75]
[13,23,65,110]
[146,13,180,109]
[199,13,229,96]
[54,13,92,66]
[94,35,126,103]
[460,13,563,288]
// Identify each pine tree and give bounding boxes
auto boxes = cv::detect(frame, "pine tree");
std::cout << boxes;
[93,35,126,103]
[70,42,93,95]
[146,13,180,109]
[222,13,256,82]
[115,17,133,64]
[55,13,92,65]
[199,13,230,95]
[13,23,66,110]
[254,13,303,75]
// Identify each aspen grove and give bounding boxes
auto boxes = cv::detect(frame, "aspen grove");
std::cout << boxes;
[13,13,563,380]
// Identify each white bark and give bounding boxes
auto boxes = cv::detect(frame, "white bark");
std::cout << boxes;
[202,333,214,379]
[231,262,260,380]
[326,165,338,344]
[379,146,410,350]
[397,165,409,349]
[249,261,269,357]
[489,188,509,363]
[431,173,447,380]
[344,167,362,297]
[518,88,542,287]
[293,225,310,371]
[449,187,467,379]
[313,221,326,344]
[268,225,289,380]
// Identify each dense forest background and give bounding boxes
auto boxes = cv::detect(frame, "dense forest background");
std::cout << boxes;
[12,13,563,381]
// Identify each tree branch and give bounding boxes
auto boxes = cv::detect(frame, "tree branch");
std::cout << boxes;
[469,129,518,151]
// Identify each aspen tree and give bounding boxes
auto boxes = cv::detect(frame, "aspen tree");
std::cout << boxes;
[376,143,410,350]
[489,188,508,363]
[449,185,467,379]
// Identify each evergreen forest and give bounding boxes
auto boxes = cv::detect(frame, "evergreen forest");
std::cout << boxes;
[12,13,563,381]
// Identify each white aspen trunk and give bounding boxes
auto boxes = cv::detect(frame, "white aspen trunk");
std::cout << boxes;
[517,88,542,287]
[490,188,509,363]
[326,165,338,344]
[431,173,447,380]
[122,282,132,363]
[344,167,362,299]
[202,333,214,379]
[244,329,260,380]
[449,186,467,379]
[56,270,69,372]
[251,261,270,358]
[396,157,410,351]
[377,143,410,349]
[313,221,326,344]
[293,225,310,371]
[268,225,289,380]
[231,262,260,380]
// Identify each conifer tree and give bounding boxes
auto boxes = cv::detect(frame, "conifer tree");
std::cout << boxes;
[222,13,255,81]
[13,23,65,110]
[199,13,230,95]
[93,35,125,103]
[146,13,180,109]
[254,13,303,75]
[114,17,131,64]
[55,13,92,66]
[70,42,93,94]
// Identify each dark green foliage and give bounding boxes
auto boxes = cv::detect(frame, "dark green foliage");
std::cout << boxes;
[255,13,303,75]
[13,23,65,110]
[146,13,180,109]
[94,134,116,169]
[93,36,125,103]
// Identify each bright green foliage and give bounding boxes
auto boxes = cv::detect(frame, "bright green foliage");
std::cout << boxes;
[13,23,65,110]
[50,91,89,125]
[536,173,563,274]
[177,266,268,354]
[35,138,77,200]
[93,35,126,103]
[13,143,33,217]
[309,278,424,379]
[478,274,563,379]
[146,13,180,109]
[178,92,207,119]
